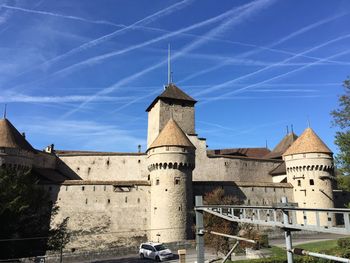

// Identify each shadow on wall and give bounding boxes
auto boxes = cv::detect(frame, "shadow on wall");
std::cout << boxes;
[57,158,83,180]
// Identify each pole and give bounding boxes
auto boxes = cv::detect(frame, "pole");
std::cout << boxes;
[293,248,350,263]
[282,196,293,263]
[222,241,239,263]
[59,235,63,263]
[195,196,205,263]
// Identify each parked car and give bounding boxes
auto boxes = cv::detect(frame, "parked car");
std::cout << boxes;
[139,242,173,261]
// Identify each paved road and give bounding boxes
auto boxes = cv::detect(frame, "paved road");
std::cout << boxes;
[91,248,218,263]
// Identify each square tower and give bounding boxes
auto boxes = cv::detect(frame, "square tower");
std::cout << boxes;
[146,84,197,147]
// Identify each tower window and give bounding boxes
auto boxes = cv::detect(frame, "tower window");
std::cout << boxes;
[156,179,160,185]
[297,180,301,187]
[82,186,85,191]
[125,197,128,203]
[310,179,314,185]
[174,177,180,185]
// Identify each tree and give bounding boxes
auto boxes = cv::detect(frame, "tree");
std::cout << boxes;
[203,187,240,255]
[332,77,350,189]
[0,168,69,259]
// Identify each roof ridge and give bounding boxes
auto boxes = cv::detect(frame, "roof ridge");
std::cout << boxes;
[148,118,195,150]
[146,83,196,112]
[283,127,332,156]
[0,118,36,152]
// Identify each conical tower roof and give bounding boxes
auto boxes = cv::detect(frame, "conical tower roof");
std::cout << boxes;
[148,118,195,150]
[265,132,298,159]
[283,127,332,156]
[146,83,197,112]
[0,118,35,152]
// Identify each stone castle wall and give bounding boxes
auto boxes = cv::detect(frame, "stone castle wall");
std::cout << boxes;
[48,182,151,251]
[147,100,195,147]
[189,135,282,182]
[0,148,35,169]
[57,153,148,181]
[194,181,294,205]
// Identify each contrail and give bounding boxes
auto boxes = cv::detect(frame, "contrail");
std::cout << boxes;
[180,12,348,84]
[194,32,350,97]
[201,48,350,104]
[61,0,276,118]
[1,4,125,27]
[50,0,261,79]
[0,0,15,26]
[10,0,193,81]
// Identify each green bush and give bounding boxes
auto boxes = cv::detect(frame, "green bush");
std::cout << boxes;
[258,234,269,248]
[337,238,350,249]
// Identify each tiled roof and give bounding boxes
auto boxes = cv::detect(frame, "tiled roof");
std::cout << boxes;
[264,132,298,159]
[148,118,195,150]
[146,83,196,112]
[207,148,270,158]
[269,162,286,176]
[0,118,36,152]
[283,127,332,156]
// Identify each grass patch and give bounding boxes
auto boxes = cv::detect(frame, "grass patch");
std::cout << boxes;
[296,240,338,252]
[226,239,345,263]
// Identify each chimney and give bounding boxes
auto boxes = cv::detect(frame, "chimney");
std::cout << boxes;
[44,144,55,154]
[138,145,141,153]
[21,132,26,139]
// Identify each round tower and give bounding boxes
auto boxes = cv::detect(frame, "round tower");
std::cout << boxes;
[0,118,36,170]
[283,127,334,226]
[147,118,195,243]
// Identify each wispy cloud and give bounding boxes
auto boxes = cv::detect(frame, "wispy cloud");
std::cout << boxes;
[0,92,137,103]
[50,0,257,79]
[180,12,348,84]
[0,0,15,26]
[1,4,125,27]
[201,47,350,104]
[21,118,145,152]
[194,33,350,98]
[61,0,276,118]
[10,0,192,82]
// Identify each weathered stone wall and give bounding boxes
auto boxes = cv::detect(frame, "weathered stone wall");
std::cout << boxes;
[188,136,281,182]
[48,183,151,251]
[147,100,195,147]
[194,181,294,205]
[35,151,57,169]
[147,100,160,147]
[0,147,34,169]
[57,153,148,181]
[272,174,287,183]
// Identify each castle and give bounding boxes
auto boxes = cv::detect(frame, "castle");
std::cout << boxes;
[0,82,338,250]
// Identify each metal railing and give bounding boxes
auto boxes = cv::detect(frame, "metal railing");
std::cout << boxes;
[194,196,350,263]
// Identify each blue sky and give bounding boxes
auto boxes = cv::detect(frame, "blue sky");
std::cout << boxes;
[0,0,349,153]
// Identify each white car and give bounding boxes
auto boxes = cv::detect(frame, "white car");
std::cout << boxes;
[139,242,173,261]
